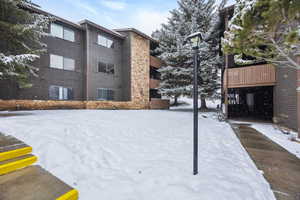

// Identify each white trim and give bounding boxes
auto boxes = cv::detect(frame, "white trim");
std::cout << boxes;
[51,23,75,42]
[50,54,75,71]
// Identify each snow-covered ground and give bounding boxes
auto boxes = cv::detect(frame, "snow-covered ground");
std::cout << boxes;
[250,123,300,159]
[0,109,275,200]
[170,96,221,110]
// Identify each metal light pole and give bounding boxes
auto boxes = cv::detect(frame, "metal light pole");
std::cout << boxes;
[185,32,202,175]
[193,47,199,175]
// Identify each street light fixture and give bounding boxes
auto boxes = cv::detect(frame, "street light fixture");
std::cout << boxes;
[185,32,203,175]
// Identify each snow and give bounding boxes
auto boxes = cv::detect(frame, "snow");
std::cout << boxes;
[0,109,275,200]
[170,96,221,110]
[250,123,300,159]
[0,53,39,65]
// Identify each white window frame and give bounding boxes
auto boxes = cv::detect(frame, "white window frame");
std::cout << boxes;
[63,27,75,42]
[50,23,75,42]
[50,23,63,38]
[63,57,75,71]
[49,85,73,100]
[50,54,63,69]
[50,54,75,71]
[97,34,114,48]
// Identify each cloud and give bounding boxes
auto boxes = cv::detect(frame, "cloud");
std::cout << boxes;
[100,0,127,10]
[64,0,98,16]
[133,10,170,35]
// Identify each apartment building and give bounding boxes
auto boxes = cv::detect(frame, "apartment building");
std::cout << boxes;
[0,6,169,109]
[220,6,300,136]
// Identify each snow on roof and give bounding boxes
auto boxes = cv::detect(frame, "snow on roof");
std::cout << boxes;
[114,28,159,43]
[78,20,126,39]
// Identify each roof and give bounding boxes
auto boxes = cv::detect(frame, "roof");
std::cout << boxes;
[79,20,126,39]
[114,28,159,44]
[25,5,84,30]
[24,4,158,43]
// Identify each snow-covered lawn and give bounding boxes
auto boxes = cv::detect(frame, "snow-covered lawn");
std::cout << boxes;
[0,109,275,200]
[251,123,300,159]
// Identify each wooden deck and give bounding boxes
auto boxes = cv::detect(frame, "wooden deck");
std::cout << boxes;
[224,64,276,88]
[150,56,164,69]
[150,78,160,89]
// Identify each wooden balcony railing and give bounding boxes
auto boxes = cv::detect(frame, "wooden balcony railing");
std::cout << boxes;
[150,79,160,89]
[150,99,170,109]
[150,56,164,69]
[224,64,276,88]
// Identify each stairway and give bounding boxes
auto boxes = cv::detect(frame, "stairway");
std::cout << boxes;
[0,133,78,200]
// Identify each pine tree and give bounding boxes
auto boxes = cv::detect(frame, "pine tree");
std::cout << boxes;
[152,9,192,105]
[223,0,300,69]
[153,0,224,108]
[0,0,50,88]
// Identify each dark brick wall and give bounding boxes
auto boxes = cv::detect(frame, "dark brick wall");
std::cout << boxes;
[0,22,85,100]
[274,66,298,130]
[85,25,127,101]
[120,31,131,101]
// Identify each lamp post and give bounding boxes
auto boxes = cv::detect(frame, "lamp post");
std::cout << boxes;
[185,32,203,175]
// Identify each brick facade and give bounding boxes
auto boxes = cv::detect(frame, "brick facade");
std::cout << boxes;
[0,32,152,111]
[0,7,169,111]
[274,66,298,130]
[130,32,150,107]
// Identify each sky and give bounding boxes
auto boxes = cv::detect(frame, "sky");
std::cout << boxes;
[32,0,235,35]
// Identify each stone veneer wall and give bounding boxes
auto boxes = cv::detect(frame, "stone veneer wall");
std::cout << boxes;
[0,100,148,110]
[130,32,150,107]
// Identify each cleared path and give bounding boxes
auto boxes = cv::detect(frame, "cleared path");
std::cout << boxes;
[232,124,300,200]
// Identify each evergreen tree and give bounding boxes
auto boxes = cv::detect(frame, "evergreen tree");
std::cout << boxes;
[223,0,300,69]
[0,0,49,88]
[153,0,224,108]
[152,9,192,105]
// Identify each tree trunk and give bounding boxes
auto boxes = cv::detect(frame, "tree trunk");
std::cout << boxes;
[200,96,207,110]
[173,96,178,106]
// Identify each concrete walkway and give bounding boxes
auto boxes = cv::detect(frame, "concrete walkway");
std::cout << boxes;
[231,123,300,200]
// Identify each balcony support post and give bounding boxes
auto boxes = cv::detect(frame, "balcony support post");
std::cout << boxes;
[297,56,300,138]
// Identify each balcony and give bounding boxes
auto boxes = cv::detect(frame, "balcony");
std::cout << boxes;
[150,79,160,89]
[150,98,170,109]
[150,56,164,69]
[224,64,276,88]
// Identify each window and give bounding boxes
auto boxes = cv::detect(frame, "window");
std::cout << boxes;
[50,23,75,42]
[63,27,75,42]
[49,85,73,100]
[97,89,114,101]
[98,62,114,74]
[107,64,114,74]
[98,62,106,73]
[50,54,75,71]
[97,34,114,48]
[51,23,63,38]
[63,58,75,71]
[50,54,63,69]
[98,35,107,47]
